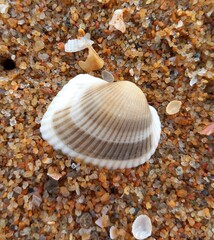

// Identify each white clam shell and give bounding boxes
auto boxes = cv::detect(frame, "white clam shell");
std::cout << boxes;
[40,74,161,169]
[132,215,152,240]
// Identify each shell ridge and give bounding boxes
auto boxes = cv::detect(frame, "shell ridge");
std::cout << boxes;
[148,106,161,154]
[70,80,152,142]
[41,74,105,126]
[108,104,142,160]
[96,116,132,160]
[51,83,114,139]
[71,83,140,141]
[89,93,132,141]
[69,83,119,126]
[62,96,124,147]
[53,108,155,161]
[71,83,124,135]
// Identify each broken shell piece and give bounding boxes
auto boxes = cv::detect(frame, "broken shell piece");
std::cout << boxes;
[79,45,104,72]
[110,227,129,239]
[109,226,119,239]
[101,70,114,82]
[109,9,126,33]
[166,100,182,115]
[132,215,152,240]
[40,74,161,169]
[65,34,94,52]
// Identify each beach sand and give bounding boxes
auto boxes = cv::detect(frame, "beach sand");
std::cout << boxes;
[0,0,213,239]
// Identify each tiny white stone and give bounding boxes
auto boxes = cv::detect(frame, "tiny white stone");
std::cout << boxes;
[132,215,152,240]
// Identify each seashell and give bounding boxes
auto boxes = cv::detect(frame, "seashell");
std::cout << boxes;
[109,226,120,239]
[40,74,161,169]
[109,227,128,239]
[166,100,182,115]
[132,215,152,240]
[64,33,94,53]
[109,9,126,33]
[78,45,104,72]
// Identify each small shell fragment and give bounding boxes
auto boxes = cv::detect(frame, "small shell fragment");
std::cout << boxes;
[78,45,104,72]
[109,226,119,239]
[65,34,94,53]
[132,215,152,240]
[109,9,126,33]
[166,100,182,115]
[109,226,127,239]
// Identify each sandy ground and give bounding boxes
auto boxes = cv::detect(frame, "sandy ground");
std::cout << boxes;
[0,0,213,239]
